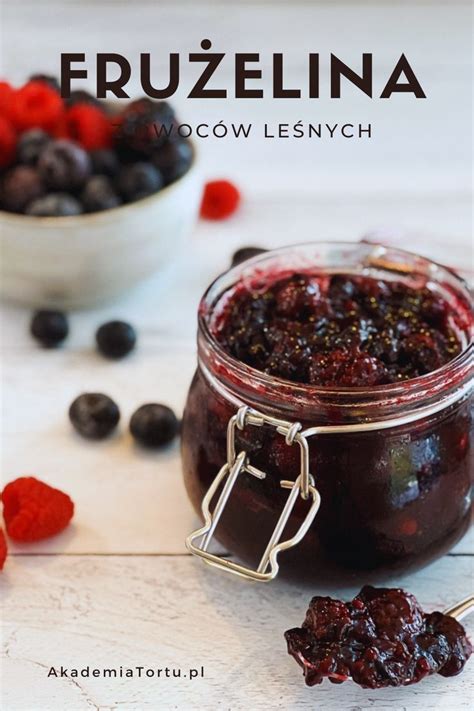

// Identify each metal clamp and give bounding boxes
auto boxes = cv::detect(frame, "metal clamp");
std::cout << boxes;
[186,406,321,582]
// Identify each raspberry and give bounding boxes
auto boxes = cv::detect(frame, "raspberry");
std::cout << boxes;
[11,81,63,131]
[65,103,112,150]
[200,180,240,220]
[2,477,74,542]
[0,116,16,168]
[0,81,14,119]
[0,529,7,570]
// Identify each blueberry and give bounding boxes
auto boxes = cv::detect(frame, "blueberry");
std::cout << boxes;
[116,162,163,202]
[38,139,91,190]
[82,175,121,212]
[231,247,268,267]
[29,74,61,92]
[69,393,120,440]
[152,139,193,184]
[90,149,120,178]
[129,404,179,448]
[17,129,51,165]
[25,193,83,216]
[65,89,102,109]
[30,310,69,347]
[1,166,44,212]
[96,320,136,359]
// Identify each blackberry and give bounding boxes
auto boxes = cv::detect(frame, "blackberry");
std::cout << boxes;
[30,310,69,348]
[115,99,176,155]
[69,393,120,440]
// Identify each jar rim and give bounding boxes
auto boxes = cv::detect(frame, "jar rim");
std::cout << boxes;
[197,241,473,421]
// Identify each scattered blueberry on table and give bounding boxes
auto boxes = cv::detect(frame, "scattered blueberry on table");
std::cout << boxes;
[30,309,69,348]
[95,320,137,359]
[129,403,180,448]
[69,393,120,440]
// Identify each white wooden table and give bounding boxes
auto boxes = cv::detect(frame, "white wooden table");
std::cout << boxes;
[1,2,473,709]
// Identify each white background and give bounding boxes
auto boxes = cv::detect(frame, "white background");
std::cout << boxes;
[1,1,473,709]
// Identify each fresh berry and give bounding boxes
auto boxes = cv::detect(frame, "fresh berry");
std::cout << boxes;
[11,81,63,131]
[0,116,16,168]
[2,476,74,542]
[17,128,51,165]
[116,162,163,201]
[152,138,192,184]
[95,320,136,358]
[0,529,7,570]
[231,247,267,267]
[82,175,121,212]
[65,89,102,109]
[28,74,61,93]
[26,193,83,217]
[129,404,179,448]
[30,310,69,347]
[38,139,91,190]
[1,166,44,213]
[89,148,120,177]
[200,180,240,220]
[65,103,112,150]
[285,586,472,688]
[115,99,176,155]
[0,81,14,119]
[69,393,120,439]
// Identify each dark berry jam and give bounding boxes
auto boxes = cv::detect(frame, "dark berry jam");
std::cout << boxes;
[182,245,473,582]
[213,273,462,386]
[285,586,472,688]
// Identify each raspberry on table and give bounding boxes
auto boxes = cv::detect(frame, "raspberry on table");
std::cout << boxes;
[65,103,112,150]
[25,193,83,217]
[69,393,120,440]
[129,403,180,448]
[95,320,136,358]
[2,476,74,542]
[1,166,44,213]
[200,179,240,220]
[0,529,7,570]
[30,310,69,348]
[10,80,63,131]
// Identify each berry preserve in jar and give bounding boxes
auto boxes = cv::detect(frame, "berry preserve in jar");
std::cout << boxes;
[182,243,473,583]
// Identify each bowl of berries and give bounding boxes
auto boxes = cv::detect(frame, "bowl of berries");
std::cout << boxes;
[0,76,201,308]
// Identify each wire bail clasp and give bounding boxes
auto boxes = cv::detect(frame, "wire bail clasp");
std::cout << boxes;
[186,406,321,582]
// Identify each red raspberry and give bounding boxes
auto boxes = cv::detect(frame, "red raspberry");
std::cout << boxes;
[0,116,16,168]
[65,103,112,150]
[0,529,7,570]
[0,80,14,119]
[200,179,240,220]
[2,476,74,542]
[10,81,63,131]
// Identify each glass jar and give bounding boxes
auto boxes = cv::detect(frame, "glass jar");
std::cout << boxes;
[182,242,473,583]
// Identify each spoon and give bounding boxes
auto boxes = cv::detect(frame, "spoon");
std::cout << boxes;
[444,595,474,622]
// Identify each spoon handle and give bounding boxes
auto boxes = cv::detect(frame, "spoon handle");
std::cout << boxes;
[443,595,474,621]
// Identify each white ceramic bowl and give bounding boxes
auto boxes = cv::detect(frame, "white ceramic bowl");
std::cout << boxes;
[0,149,202,309]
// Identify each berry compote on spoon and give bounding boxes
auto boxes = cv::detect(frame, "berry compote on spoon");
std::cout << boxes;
[285,586,472,689]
